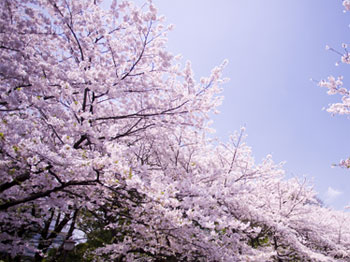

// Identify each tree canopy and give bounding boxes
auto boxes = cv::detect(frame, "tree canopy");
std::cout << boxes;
[0,0,350,261]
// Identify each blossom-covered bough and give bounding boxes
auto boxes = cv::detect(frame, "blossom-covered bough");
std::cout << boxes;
[319,1,350,170]
[1,0,350,261]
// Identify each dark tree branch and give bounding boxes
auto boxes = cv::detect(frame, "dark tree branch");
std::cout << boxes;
[95,100,189,121]
[0,178,99,211]
[0,172,30,193]
[73,134,88,149]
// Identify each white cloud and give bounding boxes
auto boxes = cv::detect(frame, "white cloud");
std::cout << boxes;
[325,187,343,203]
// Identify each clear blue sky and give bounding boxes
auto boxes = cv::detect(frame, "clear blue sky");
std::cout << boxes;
[149,0,350,210]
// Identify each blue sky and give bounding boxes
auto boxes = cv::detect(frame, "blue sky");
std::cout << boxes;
[149,0,350,210]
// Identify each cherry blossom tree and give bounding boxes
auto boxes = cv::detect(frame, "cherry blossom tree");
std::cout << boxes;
[319,1,350,169]
[1,0,350,261]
